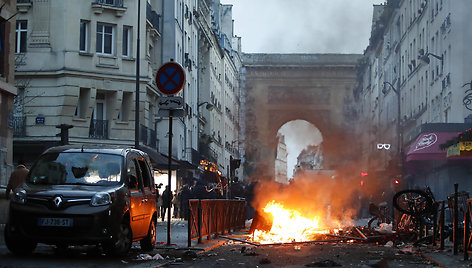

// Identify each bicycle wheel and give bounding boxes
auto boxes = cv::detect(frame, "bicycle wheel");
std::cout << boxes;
[393,189,434,216]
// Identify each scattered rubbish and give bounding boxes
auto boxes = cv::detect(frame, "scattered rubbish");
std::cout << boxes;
[398,246,416,255]
[305,259,341,267]
[152,253,165,260]
[294,245,301,250]
[376,223,393,234]
[137,254,153,260]
[384,241,394,247]
[120,260,128,264]
[243,247,258,256]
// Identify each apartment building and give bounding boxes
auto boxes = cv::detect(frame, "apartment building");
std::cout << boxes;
[196,0,242,179]
[0,0,17,186]
[11,0,243,184]
[355,0,472,200]
[12,0,162,163]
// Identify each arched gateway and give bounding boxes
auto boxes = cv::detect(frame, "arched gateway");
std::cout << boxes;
[242,53,362,181]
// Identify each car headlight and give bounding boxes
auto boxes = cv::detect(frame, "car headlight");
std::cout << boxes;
[91,192,111,206]
[12,190,27,204]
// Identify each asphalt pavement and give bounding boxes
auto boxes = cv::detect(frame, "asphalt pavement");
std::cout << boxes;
[1,187,472,267]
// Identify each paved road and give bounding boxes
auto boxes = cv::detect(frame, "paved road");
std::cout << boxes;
[2,219,469,267]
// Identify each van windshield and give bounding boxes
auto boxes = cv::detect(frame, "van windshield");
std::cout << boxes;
[27,152,123,186]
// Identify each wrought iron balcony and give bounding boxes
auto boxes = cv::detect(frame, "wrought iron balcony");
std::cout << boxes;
[89,119,108,139]
[92,0,123,7]
[12,116,26,137]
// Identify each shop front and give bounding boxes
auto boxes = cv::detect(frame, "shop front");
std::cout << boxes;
[404,123,472,201]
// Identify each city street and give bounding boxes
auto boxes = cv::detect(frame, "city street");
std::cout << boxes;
[1,219,470,267]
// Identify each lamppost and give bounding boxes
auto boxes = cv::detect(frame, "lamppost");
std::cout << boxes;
[418,52,444,65]
[135,0,141,148]
[383,81,403,175]
[198,101,214,111]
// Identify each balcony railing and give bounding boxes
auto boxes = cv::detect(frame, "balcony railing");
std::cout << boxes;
[89,119,108,139]
[12,116,26,137]
[140,124,158,149]
[93,0,124,7]
[17,0,32,3]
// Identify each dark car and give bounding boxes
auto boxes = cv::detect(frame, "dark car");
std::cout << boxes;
[4,145,158,257]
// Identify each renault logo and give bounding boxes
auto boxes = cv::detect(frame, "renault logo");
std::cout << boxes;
[52,196,63,208]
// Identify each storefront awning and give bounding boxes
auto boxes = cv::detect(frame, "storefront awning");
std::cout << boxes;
[406,132,459,162]
[139,146,180,170]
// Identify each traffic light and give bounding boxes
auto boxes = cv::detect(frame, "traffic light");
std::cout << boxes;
[56,124,74,145]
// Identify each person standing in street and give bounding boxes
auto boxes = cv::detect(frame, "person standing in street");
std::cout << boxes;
[161,185,172,221]
[5,161,29,199]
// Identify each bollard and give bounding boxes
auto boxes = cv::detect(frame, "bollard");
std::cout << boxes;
[440,201,445,250]
[454,183,459,255]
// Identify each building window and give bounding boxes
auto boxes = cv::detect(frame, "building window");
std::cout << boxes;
[122,26,131,57]
[15,20,27,53]
[75,88,90,119]
[96,23,114,55]
[79,20,90,53]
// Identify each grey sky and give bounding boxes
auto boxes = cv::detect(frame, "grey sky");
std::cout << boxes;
[221,0,381,54]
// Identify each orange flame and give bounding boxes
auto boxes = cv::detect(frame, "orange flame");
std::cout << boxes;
[252,201,330,244]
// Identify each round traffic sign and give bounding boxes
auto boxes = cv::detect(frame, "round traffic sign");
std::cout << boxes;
[155,62,186,95]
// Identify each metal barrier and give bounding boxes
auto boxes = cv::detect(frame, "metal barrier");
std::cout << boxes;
[463,199,472,260]
[187,199,246,247]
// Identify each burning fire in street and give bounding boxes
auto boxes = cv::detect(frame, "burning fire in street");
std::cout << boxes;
[251,201,332,244]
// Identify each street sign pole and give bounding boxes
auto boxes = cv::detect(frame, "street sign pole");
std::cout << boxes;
[167,117,172,246]
[155,60,186,246]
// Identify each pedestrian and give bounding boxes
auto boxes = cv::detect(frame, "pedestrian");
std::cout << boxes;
[180,184,192,220]
[172,189,181,219]
[155,185,162,218]
[161,185,172,221]
[5,160,29,199]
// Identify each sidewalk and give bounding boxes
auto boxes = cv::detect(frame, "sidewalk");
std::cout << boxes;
[154,219,240,253]
[420,241,472,268]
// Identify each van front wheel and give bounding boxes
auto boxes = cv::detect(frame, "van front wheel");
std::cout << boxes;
[4,223,37,256]
[103,221,132,257]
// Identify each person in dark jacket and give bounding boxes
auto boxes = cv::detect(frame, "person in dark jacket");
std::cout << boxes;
[180,184,192,220]
[161,185,172,221]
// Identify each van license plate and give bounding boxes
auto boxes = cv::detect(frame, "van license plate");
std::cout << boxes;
[38,218,73,227]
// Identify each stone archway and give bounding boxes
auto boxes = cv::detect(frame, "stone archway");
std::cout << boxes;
[242,53,361,181]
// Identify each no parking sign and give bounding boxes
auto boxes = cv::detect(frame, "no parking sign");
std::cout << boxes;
[155,61,186,96]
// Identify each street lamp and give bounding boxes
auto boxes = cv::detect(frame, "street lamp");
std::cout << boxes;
[198,101,214,111]
[383,81,403,174]
[418,52,444,66]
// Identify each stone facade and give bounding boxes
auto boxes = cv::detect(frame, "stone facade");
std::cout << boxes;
[242,53,361,181]
[0,0,17,186]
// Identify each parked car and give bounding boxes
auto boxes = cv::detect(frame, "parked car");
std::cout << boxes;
[4,145,158,257]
